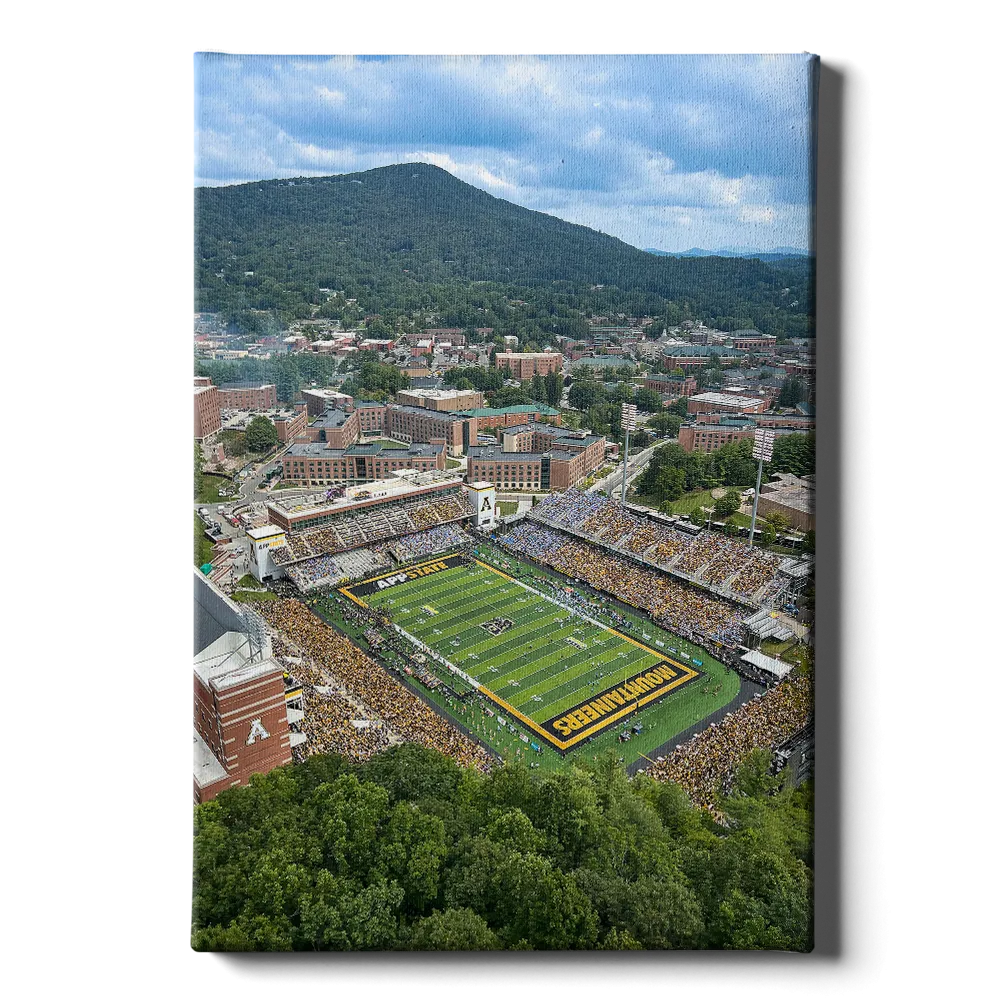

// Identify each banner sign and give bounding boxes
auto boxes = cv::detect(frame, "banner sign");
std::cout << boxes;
[343,553,465,601]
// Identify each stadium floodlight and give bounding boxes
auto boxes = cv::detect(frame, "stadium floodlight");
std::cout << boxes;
[752,427,775,462]
[619,403,638,504]
[748,428,775,546]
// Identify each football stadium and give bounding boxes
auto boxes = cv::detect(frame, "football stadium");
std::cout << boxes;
[241,476,810,775]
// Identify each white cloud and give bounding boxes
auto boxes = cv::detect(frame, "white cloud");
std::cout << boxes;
[315,86,346,105]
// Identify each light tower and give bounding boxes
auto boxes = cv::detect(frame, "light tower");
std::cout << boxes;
[620,402,638,505]
[749,427,775,546]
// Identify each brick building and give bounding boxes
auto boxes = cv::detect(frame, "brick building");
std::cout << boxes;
[661,347,742,371]
[731,330,778,351]
[273,404,308,443]
[678,418,809,454]
[466,423,605,490]
[385,405,477,457]
[193,572,303,803]
[217,382,278,410]
[194,383,221,440]
[301,387,354,417]
[757,473,815,532]
[396,387,484,411]
[495,352,564,379]
[282,441,445,485]
[457,403,562,430]
[298,407,361,449]
[687,391,769,415]
[644,374,698,398]
[678,419,756,453]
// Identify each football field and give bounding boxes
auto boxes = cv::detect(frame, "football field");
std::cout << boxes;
[341,554,701,750]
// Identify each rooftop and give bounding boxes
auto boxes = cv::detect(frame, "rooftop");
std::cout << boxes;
[690,391,765,407]
[458,403,560,417]
[193,730,228,789]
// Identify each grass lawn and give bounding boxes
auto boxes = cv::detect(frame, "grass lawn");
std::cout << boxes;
[232,590,278,603]
[197,474,232,505]
[330,549,740,764]
[194,513,216,568]
[498,501,520,516]
[446,458,463,470]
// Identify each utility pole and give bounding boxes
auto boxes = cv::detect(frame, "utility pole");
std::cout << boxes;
[748,427,775,547]
[620,402,637,505]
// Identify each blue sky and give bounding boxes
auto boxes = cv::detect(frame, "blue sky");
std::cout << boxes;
[195,54,814,252]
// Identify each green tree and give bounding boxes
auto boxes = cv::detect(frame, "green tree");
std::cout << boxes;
[666,397,688,417]
[647,412,682,437]
[634,387,663,413]
[544,370,564,407]
[245,415,278,453]
[765,511,792,533]
[778,376,806,408]
[194,442,204,501]
[408,908,500,950]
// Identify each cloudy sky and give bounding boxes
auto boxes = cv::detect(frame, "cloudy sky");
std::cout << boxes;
[195,54,815,253]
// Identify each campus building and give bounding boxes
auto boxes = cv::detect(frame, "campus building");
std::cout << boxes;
[193,572,304,803]
[495,352,564,379]
[644,374,699,398]
[466,423,605,491]
[396,387,484,411]
[194,383,221,440]
[687,391,770,415]
[216,382,278,410]
[756,473,815,532]
[456,403,562,430]
[678,419,756,453]
[282,440,445,485]
[730,331,779,351]
[273,404,308,443]
[301,387,354,417]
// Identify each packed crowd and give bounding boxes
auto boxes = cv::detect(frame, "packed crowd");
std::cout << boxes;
[388,524,471,563]
[646,672,813,810]
[269,488,476,565]
[531,490,784,600]
[285,546,392,592]
[730,547,785,598]
[259,599,495,771]
[501,522,745,645]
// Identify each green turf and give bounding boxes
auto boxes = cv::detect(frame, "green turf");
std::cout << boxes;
[354,552,739,757]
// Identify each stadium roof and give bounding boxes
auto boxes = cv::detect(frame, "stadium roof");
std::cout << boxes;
[194,570,252,656]
[247,525,285,540]
[741,649,794,679]
[193,730,228,789]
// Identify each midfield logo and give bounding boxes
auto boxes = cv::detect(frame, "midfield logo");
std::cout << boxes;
[479,616,514,636]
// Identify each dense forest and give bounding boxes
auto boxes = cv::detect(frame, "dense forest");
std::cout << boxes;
[192,745,812,951]
[195,163,814,340]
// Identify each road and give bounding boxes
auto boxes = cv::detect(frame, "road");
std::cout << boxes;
[589,440,665,497]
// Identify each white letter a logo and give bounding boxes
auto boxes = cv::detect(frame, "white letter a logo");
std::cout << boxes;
[246,718,270,745]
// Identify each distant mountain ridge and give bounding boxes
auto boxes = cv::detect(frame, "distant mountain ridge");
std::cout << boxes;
[645,246,811,261]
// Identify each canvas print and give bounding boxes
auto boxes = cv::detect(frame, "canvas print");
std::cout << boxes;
[193,53,817,951]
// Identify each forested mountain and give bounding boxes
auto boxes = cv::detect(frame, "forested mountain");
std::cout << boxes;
[195,163,814,338]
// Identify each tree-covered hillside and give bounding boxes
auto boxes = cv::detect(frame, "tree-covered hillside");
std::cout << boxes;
[192,745,813,951]
[195,163,814,338]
